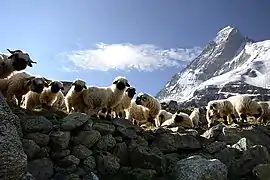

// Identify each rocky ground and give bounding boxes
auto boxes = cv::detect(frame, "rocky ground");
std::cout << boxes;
[1,93,270,180]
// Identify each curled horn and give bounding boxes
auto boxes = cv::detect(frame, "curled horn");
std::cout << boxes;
[6,49,23,54]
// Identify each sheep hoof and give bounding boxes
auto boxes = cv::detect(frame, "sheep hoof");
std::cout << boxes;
[106,115,112,120]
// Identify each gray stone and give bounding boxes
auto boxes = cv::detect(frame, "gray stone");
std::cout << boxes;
[72,144,93,159]
[205,141,227,154]
[50,131,70,150]
[96,152,120,176]
[22,139,41,160]
[77,130,101,149]
[93,122,115,135]
[27,158,54,180]
[58,155,80,168]
[24,133,50,146]
[83,156,96,173]
[21,116,53,134]
[96,134,116,151]
[51,149,71,160]
[252,164,270,180]
[61,112,90,131]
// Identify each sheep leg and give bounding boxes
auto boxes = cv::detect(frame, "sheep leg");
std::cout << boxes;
[231,114,238,124]
[239,114,247,123]
[106,108,112,120]
[223,116,229,125]
[99,107,107,119]
[118,111,123,118]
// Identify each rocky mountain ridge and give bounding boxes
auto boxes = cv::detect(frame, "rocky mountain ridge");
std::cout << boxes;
[156,26,270,107]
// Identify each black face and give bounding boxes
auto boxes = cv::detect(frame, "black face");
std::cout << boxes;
[50,83,61,93]
[116,81,126,91]
[174,115,184,123]
[74,84,84,92]
[126,87,136,98]
[254,107,263,118]
[31,81,45,94]
[12,55,29,71]
[135,96,143,105]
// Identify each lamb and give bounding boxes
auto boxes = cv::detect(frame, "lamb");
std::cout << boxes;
[134,92,161,126]
[23,81,64,110]
[65,79,87,113]
[0,49,36,79]
[83,76,130,119]
[206,99,237,128]
[126,99,151,124]
[257,101,270,123]
[189,108,200,128]
[156,109,173,127]
[52,91,66,111]
[228,95,263,123]
[112,86,136,118]
[1,72,48,106]
[161,111,194,128]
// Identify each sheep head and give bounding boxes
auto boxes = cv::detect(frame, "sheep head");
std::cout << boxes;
[25,77,49,94]
[125,86,136,98]
[135,92,152,107]
[7,49,37,71]
[49,81,64,93]
[112,76,130,91]
[72,79,87,92]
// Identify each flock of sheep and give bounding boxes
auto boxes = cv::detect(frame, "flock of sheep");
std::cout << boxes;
[1,48,270,130]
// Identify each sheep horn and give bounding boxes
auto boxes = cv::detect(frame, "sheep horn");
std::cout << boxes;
[29,59,37,64]
[6,49,14,54]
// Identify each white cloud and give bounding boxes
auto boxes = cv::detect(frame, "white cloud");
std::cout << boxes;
[61,43,202,72]
[60,66,79,73]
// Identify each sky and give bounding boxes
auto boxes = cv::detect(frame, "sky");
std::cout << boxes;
[1,0,270,96]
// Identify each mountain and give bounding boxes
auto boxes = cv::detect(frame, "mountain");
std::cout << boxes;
[156,26,270,107]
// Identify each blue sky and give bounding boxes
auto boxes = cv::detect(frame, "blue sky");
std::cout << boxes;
[1,0,270,96]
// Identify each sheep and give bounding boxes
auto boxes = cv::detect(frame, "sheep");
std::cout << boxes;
[257,101,270,124]
[65,79,87,113]
[112,86,136,118]
[134,92,161,126]
[2,72,48,106]
[206,99,237,128]
[228,95,263,123]
[52,91,66,111]
[23,81,64,110]
[0,49,36,79]
[161,111,194,128]
[156,109,173,127]
[189,108,200,128]
[126,99,151,125]
[83,76,130,120]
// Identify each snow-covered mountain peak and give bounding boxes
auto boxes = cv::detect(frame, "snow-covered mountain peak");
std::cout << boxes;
[156,26,270,106]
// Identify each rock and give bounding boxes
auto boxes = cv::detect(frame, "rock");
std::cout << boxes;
[96,152,120,176]
[152,133,201,153]
[214,147,242,170]
[112,142,129,166]
[93,122,115,135]
[50,131,70,150]
[83,156,96,173]
[252,164,270,180]
[58,155,80,168]
[27,158,54,180]
[116,126,137,139]
[0,94,27,180]
[129,145,166,174]
[22,139,41,160]
[81,119,94,131]
[170,155,228,180]
[54,164,77,174]
[66,173,80,180]
[205,141,227,154]
[115,136,123,142]
[82,172,99,180]
[200,124,224,144]
[118,167,157,180]
[61,112,90,131]
[51,149,71,160]
[75,167,87,177]
[72,144,93,159]
[231,137,255,151]
[21,116,53,134]
[96,134,116,151]
[77,130,101,149]
[24,133,50,146]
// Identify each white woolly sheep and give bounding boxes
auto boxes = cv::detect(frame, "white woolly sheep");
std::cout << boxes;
[112,86,136,118]
[257,101,270,123]
[23,80,64,110]
[189,108,200,128]
[65,79,87,113]
[206,99,236,128]
[0,49,36,79]
[2,72,48,106]
[126,99,151,124]
[156,109,173,127]
[228,95,263,123]
[161,111,194,128]
[83,76,130,120]
[134,92,161,126]
[52,91,66,111]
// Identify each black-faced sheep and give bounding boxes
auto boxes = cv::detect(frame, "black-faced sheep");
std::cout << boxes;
[228,95,263,123]
[134,92,161,126]
[161,111,194,128]
[257,101,270,124]
[1,72,48,106]
[65,79,87,113]
[156,109,173,127]
[112,86,136,118]
[206,99,237,128]
[126,99,150,125]
[83,76,130,120]
[0,49,36,79]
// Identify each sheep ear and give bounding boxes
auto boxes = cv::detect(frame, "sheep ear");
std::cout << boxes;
[44,82,49,88]
[126,82,130,87]
[84,85,87,89]
[48,81,54,86]
[125,87,130,92]
[71,82,75,86]
[61,87,64,90]
[113,80,118,84]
